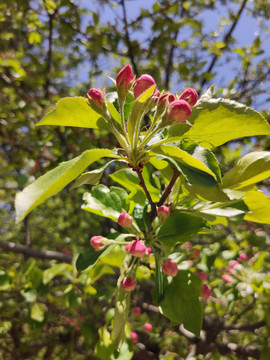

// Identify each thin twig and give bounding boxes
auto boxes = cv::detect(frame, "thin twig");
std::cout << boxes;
[135,168,157,219]
[0,240,72,263]
[157,168,180,206]
[199,0,248,94]
[120,0,139,75]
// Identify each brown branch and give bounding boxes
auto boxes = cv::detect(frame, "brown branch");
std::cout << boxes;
[199,0,248,94]
[44,11,54,98]
[224,320,265,332]
[0,240,72,263]
[120,0,139,75]
[216,342,260,359]
[164,2,185,89]
[135,168,157,219]
[157,168,180,206]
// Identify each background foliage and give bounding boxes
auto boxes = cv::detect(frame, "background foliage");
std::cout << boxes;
[1,0,270,359]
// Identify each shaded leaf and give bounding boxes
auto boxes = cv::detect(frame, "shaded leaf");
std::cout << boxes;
[76,245,116,272]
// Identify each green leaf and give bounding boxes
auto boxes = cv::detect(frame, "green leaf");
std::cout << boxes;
[160,144,219,180]
[0,271,11,291]
[30,303,45,322]
[107,102,121,126]
[111,280,131,349]
[37,97,107,129]
[43,263,69,284]
[244,191,270,224]
[158,213,207,252]
[159,271,202,336]
[20,288,37,303]
[82,185,129,221]
[199,207,244,217]
[71,160,120,189]
[15,148,114,222]
[184,183,230,202]
[185,98,270,148]
[76,245,116,271]
[222,151,270,189]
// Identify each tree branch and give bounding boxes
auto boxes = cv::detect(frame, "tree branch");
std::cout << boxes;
[199,0,248,94]
[0,240,72,263]
[120,0,139,75]
[224,320,265,332]
[157,168,180,206]
[164,2,185,89]
[216,342,260,359]
[135,168,157,219]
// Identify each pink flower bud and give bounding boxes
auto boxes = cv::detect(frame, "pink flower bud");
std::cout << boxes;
[144,323,152,332]
[134,74,156,99]
[230,260,239,267]
[130,331,138,343]
[201,284,211,299]
[162,259,178,277]
[228,267,236,275]
[167,99,191,123]
[118,211,133,227]
[187,260,194,267]
[183,241,192,250]
[179,88,198,107]
[221,274,233,283]
[121,277,137,291]
[90,236,105,251]
[157,205,170,220]
[239,253,247,261]
[128,239,147,258]
[196,272,208,282]
[190,248,200,259]
[116,64,134,93]
[87,88,104,107]
[146,247,152,256]
[133,307,141,315]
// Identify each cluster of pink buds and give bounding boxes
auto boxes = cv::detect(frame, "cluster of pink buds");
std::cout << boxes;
[162,259,178,277]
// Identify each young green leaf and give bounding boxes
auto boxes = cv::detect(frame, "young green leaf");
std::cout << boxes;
[244,191,270,224]
[185,98,270,148]
[158,213,207,252]
[222,151,270,189]
[37,97,108,129]
[159,271,203,336]
[82,185,129,221]
[15,149,114,223]
[76,245,116,271]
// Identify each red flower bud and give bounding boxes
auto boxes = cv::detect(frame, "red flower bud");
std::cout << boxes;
[116,64,134,93]
[87,88,104,107]
[162,259,178,277]
[126,239,147,258]
[190,248,200,259]
[134,74,156,99]
[118,211,133,227]
[90,236,105,251]
[133,307,141,315]
[157,205,170,220]
[179,88,198,107]
[167,100,191,123]
[196,272,208,282]
[130,331,138,343]
[144,323,152,332]
[121,277,137,291]
[201,284,211,299]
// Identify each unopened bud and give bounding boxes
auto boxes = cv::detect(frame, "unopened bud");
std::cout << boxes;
[118,211,133,227]
[126,239,147,258]
[144,323,152,332]
[87,88,105,108]
[116,65,134,99]
[157,205,170,221]
[130,331,138,343]
[90,236,105,251]
[162,259,178,277]
[196,272,208,282]
[167,100,191,123]
[179,88,198,107]
[121,277,137,291]
[201,284,211,299]
[134,74,156,99]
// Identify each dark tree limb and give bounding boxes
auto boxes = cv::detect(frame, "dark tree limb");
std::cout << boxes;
[120,0,139,75]
[157,168,180,206]
[216,342,260,359]
[199,0,248,94]
[0,240,72,263]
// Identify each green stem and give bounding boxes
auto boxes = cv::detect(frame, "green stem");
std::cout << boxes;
[139,121,162,150]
